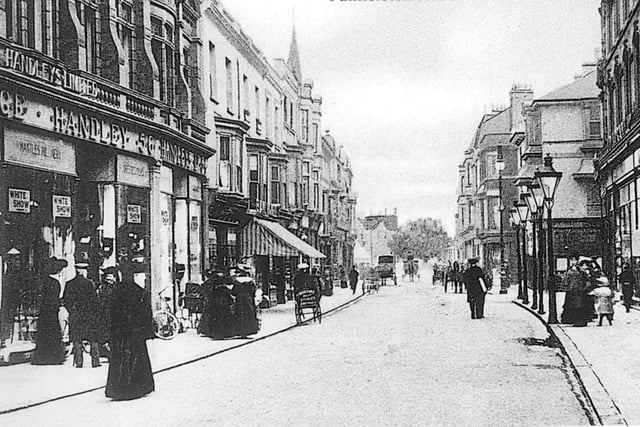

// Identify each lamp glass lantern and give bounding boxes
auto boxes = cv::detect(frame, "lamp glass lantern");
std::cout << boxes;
[535,154,563,209]
[515,199,530,224]
[509,207,521,227]
[523,190,538,216]
[529,180,546,214]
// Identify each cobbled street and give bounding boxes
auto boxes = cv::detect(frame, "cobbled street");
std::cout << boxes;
[0,274,593,427]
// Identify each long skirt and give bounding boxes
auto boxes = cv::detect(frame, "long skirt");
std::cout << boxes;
[234,295,258,337]
[30,309,66,365]
[105,335,154,400]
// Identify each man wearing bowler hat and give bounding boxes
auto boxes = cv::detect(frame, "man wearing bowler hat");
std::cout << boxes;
[463,258,488,320]
[63,259,101,367]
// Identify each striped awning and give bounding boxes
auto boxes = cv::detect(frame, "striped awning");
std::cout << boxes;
[241,218,326,259]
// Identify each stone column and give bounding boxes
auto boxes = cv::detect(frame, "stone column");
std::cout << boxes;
[149,161,163,310]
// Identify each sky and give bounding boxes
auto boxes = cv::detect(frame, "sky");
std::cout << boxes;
[220,0,602,235]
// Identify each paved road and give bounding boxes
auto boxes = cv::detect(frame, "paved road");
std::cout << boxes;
[1,277,593,426]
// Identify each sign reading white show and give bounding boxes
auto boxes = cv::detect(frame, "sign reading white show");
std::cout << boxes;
[127,205,142,224]
[52,195,71,218]
[8,189,30,213]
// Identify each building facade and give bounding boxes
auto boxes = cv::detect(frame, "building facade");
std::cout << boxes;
[597,0,640,283]
[199,0,356,301]
[517,66,603,288]
[354,213,398,265]
[454,86,531,285]
[0,0,215,350]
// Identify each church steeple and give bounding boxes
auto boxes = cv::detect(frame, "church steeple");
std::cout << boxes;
[287,25,302,83]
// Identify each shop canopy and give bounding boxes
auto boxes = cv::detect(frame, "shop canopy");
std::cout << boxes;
[241,218,326,259]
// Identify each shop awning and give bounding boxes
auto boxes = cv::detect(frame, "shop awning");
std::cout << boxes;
[241,218,326,259]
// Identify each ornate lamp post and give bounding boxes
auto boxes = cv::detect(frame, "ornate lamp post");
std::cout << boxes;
[528,179,546,315]
[509,205,523,300]
[535,154,563,325]
[496,151,507,294]
[514,197,530,305]
[523,187,539,311]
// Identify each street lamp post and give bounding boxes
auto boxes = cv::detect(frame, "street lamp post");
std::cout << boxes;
[496,150,507,294]
[509,205,523,300]
[515,197,530,305]
[529,180,546,315]
[523,187,539,311]
[535,154,563,325]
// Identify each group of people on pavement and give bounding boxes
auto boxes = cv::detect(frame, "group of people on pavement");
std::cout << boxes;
[30,255,155,401]
[561,256,635,327]
[197,266,260,340]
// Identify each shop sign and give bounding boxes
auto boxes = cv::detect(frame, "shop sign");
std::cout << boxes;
[0,86,208,175]
[8,189,30,213]
[117,155,149,187]
[127,205,142,224]
[191,216,199,231]
[2,46,98,99]
[4,127,76,175]
[161,210,170,226]
[161,140,207,176]
[52,195,71,218]
[189,176,202,201]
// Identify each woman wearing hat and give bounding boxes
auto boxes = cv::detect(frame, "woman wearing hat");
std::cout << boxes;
[105,259,155,400]
[31,257,68,365]
[198,270,235,339]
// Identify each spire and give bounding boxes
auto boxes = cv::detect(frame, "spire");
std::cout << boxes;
[287,24,302,83]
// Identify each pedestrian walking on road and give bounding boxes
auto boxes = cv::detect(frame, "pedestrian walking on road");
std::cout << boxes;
[31,257,68,365]
[463,258,488,319]
[452,260,461,293]
[618,262,635,313]
[63,260,101,368]
[349,265,360,295]
[105,259,155,401]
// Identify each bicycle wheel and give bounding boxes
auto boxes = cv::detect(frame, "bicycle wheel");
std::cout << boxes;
[153,310,179,340]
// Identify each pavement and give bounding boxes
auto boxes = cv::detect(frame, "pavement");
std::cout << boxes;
[0,285,364,415]
[514,288,640,425]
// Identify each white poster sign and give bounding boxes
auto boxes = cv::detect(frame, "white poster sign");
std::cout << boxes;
[127,205,142,224]
[8,188,30,213]
[52,195,71,218]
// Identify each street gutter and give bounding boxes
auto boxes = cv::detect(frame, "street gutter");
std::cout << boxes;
[512,300,626,426]
[0,293,366,416]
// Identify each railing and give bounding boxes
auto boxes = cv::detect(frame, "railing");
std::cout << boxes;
[126,96,155,120]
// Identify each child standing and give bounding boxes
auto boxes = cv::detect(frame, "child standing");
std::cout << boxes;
[590,275,615,326]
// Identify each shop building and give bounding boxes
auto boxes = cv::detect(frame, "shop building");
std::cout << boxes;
[200,2,331,304]
[0,0,214,349]
[517,66,602,287]
[597,0,640,283]
[454,86,532,285]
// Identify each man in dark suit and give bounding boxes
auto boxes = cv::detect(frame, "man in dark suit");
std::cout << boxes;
[463,258,488,319]
[63,261,101,367]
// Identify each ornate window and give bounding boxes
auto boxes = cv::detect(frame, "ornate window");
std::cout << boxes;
[151,17,175,106]
[116,1,134,88]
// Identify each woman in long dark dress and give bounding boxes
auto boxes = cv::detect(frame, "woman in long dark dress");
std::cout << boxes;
[105,262,155,400]
[231,276,258,338]
[31,257,67,365]
[198,272,235,339]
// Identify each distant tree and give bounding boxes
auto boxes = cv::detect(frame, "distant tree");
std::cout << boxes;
[388,218,451,261]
